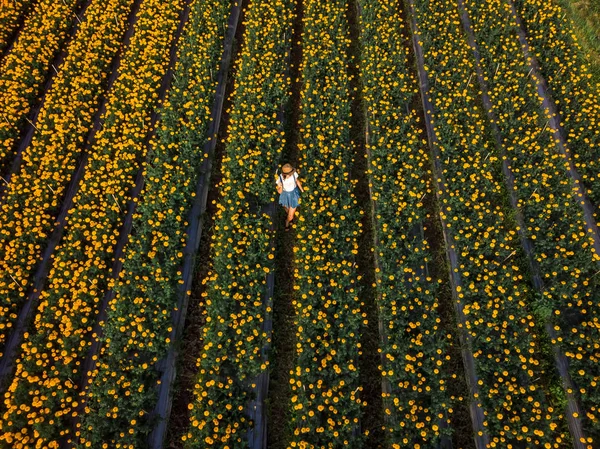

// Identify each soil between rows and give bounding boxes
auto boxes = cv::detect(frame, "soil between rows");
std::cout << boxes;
[265,0,305,445]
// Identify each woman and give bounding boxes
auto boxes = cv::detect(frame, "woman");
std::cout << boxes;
[276,163,304,230]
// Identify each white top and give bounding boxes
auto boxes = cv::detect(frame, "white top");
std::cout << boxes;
[276,172,298,192]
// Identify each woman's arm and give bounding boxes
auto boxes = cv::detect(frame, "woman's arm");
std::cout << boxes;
[295,178,304,192]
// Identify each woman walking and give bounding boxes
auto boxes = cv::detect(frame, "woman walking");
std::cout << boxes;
[276,163,304,230]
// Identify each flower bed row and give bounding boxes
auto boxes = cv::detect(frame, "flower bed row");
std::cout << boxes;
[357,0,455,446]
[463,0,600,443]
[512,0,600,225]
[0,0,82,174]
[0,0,34,53]
[0,0,183,446]
[409,0,567,445]
[0,0,134,360]
[74,0,232,446]
[287,0,365,447]
[182,0,295,446]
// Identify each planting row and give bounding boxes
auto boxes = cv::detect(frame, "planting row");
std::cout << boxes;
[0,0,34,54]
[287,0,365,446]
[462,0,599,444]
[409,0,568,446]
[0,0,135,360]
[182,0,295,446]
[76,0,233,445]
[0,0,184,446]
[512,0,600,228]
[357,0,455,446]
[0,0,83,174]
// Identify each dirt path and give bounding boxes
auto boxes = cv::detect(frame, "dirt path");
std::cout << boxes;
[265,0,304,446]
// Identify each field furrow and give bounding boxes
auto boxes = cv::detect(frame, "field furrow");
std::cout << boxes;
[264,0,305,446]
[0,0,184,445]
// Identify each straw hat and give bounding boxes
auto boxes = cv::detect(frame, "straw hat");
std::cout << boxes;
[282,163,295,174]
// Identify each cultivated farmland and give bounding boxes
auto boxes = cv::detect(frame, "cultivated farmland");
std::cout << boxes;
[0,0,598,448]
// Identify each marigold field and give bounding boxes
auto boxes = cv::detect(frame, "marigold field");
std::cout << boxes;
[0,0,598,447]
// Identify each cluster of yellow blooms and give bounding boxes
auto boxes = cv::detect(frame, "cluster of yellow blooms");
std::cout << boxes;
[513,0,600,225]
[0,0,134,360]
[0,0,33,52]
[464,0,598,444]
[412,0,566,445]
[287,0,366,447]
[183,0,295,447]
[0,0,182,446]
[0,0,81,172]
[358,0,455,446]
[76,0,231,446]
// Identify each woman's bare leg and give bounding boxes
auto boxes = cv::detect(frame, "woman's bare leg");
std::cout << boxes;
[286,206,297,227]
